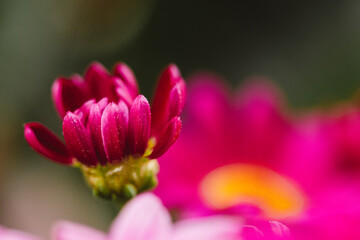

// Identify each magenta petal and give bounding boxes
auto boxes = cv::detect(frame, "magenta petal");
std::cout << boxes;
[234,79,290,165]
[268,221,290,239]
[51,77,88,118]
[151,64,183,132]
[63,112,97,166]
[84,62,118,102]
[128,95,151,155]
[52,221,106,240]
[242,220,290,240]
[185,75,231,140]
[24,123,72,165]
[241,226,264,240]
[88,103,108,165]
[101,102,128,163]
[113,62,139,98]
[150,117,182,158]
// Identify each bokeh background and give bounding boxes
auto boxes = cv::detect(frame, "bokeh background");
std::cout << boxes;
[1,0,360,237]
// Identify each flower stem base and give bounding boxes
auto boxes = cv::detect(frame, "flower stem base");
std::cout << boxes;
[78,156,159,205]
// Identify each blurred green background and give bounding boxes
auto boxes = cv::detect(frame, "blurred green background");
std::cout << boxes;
[1,0,360,237]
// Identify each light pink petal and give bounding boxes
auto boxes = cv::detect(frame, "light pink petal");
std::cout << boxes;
[51,76,89,118]
[52,221,106,240]
[84,62,118,102]
[101,102,128,163]
[109,193,171,240]
[113,62,139,98]
[24,122,72,165]
[150,117,182,158]
[128,95,151,155]
[88,102,108,165]
[63,112,97,166]
[171,216,241,240]
[0,226,42,240]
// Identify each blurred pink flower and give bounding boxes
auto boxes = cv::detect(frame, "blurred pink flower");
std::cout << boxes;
[0,193,290,240]
[286,104,360,188]
[154,73,360,239]
[289,183,360,240]
[155,73,298,217]
[24,62,185,166]
[282,108,360,240]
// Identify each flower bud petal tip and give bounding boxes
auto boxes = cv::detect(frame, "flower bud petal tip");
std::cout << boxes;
[88,103,108,165]
[128,95,151,155]
[113,62,139,98]
[51,77,88,118]
[63,112,98,166]
[151,64,185,149]
[101,102,128,163]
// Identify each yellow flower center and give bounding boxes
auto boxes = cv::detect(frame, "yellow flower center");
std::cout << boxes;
[200,163,306,219]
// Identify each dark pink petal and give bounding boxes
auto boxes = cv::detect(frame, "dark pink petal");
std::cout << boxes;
[128,95,151,155]
[84,62,118,102]
[150,117,182,158]
[101,102,129,163]
[88,103,108,165]
[97,97,109,112]
[75,99,96,125]
[24,123,72,165]
[151,64,183,133]
[114,78,135,107]
[113,62,139,98]
[168,81,186,119]
[63,112,98,166]
[51,76,89,118]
